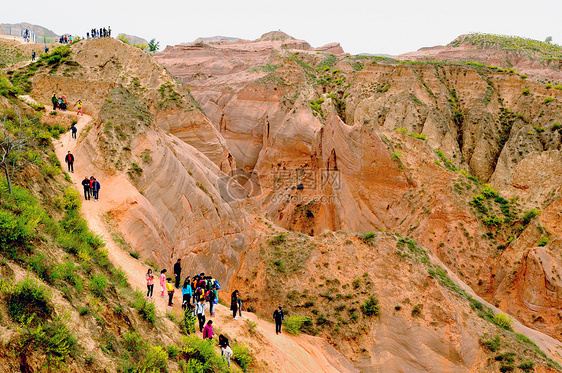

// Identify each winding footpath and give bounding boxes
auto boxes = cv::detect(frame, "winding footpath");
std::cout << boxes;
[47,105,356,373]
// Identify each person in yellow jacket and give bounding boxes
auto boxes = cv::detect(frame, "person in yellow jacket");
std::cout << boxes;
[166,277,174,307]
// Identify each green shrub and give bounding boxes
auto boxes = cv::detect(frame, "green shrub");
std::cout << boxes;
[13,315,77,368]
[546,83,553,89]
[360,231,376,244]
[493,313,513,330]
[89,273,108,298]
[181,309,197,335]
[522,208,539,225]
[133,292,157,323]
[360,296,380,316]
[552,122,562,131]
[8,278,52,322]
[521,88,530,95]
[267,233,286,246]
[284,315,313,335]
[555,84,562,90]
[481,335,501,352]
[77,307,88,316]
[537,236,549,247]
[167,344,180,359]
[518,361,534,371]
[0,76,20,97]
[123,330,148,356]
[143,345,168,372]
[481,185,499,198]
[543,96,554,104]
[232,342,253,372]
[179,335,229,372]
[411,304,423,317]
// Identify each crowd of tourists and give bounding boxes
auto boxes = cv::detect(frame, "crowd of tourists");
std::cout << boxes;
[58,35,73,44]
[81,176,101,201]
[87,27,111,39]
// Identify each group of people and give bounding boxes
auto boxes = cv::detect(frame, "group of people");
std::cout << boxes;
[87,27,111,39]
[81,176,101,201]
[51,93,67,111]
[58,35,73,44]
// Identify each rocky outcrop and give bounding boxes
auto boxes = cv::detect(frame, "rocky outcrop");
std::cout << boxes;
[314,42,345,55]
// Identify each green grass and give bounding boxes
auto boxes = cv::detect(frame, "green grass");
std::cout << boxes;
[8,278,52,322]
[283,315,314,335]
[232,342,253,372]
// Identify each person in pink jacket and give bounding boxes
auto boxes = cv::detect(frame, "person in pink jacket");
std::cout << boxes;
[202,320,214,340]
[160,269,167,298]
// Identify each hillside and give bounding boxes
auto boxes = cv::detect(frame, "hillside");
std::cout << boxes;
[399,33,562,82]
[2,31,562,372]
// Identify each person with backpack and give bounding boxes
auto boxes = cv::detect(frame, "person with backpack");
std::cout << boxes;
[207,286,217,317]
[273,306,284,334]
[160,269,167,298]
[195,298,207,332]
[146,269,154,299]
[202,320,214,340]
[91,178,100,201]
[31,51,36,61]
[70,123,77,139]
[51,93,58,111]
[173,258,182,289]
[62,96,67,111]
[191,275,199,304]
[231,290,239,320]
[166,277,174,306]
[182,277,193,310]
[65,151,74,173]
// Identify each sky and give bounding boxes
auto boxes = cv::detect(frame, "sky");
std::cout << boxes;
[2,0,560,55]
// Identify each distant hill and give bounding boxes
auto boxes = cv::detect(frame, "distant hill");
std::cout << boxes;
[117,33,148,45]
[0,22,58,37]
[194,36,241,43]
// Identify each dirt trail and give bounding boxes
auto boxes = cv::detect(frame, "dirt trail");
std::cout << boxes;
[48,105,356,373]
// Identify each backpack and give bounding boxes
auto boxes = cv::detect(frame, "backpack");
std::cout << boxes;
[213,280,221,290]
[204,290,211,301]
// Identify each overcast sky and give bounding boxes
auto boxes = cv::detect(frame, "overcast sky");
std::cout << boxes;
[2,0,560,55]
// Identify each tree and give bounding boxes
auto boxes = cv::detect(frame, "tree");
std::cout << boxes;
[0,113,40,194]
[148,39,160,52]
[545,36,553,44]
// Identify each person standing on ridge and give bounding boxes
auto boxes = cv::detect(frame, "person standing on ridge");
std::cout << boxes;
[166,277,174,306]
[91,178,100,201]
[44,46,49,54]
[76,100,83,116]
[230,290,239,320]
[173,258,182,289]
[81,176,91,200]
[195,298,207,332]
[160,269,167,298]
[70,123,77,139]
[51,93,57,111]
[273,306,284,334]
[65,151,74,173]
[146,269,154,299]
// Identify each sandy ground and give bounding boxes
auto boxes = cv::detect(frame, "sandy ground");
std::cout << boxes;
[46,103,356,373]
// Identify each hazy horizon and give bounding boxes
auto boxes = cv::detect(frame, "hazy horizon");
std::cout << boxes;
[2,0,560,55]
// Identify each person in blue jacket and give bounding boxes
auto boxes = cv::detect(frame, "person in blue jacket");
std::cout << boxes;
[91,178,100,201]
[182,277,193,310]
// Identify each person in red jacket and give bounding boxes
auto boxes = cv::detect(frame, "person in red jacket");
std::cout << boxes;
[65,151,74,173]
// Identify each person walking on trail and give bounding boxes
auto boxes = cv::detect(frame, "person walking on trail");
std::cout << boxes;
[173,258,182,289]
[31,51,36,61]
[51,93,58,111]
[195,298,207,332]
[182,277,193,310]
[231,290,240,320]
[274,306,284,335]
[70,123,77,139]
[91,178,100,201]
[146,269,154,299]
[219,335,233,368]
[81,176,91,200]
[202,320,214,340]
[237,293,243,318]
[76,100,83,116]
[207,285,217,317]
[65,151,74,173]
[160,269,167,298]
[166,277,174,306]
[44,46,49,54]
